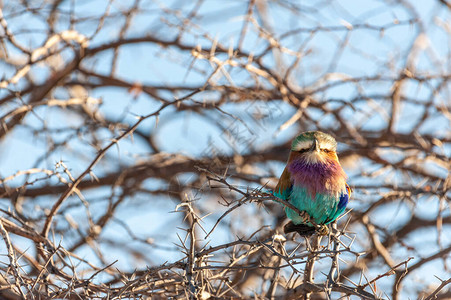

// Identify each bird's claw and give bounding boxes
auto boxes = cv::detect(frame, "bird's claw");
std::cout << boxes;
[317,225,329,236]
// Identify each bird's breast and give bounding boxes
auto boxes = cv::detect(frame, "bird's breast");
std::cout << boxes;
[288,159,346,198]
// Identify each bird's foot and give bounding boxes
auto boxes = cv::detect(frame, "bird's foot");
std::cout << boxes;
[317,225,329,236]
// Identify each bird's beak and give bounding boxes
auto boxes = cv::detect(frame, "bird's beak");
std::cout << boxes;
[310,139,320,152]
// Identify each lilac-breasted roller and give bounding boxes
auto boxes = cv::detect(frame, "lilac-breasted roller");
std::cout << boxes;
[274,131,351,236]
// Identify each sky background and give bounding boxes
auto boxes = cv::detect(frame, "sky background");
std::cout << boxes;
[0,0,450,298]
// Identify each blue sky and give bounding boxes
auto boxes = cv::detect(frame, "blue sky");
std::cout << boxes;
[0,0,450,298]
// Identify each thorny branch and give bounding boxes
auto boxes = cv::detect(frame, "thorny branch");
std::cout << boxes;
[0,0,449,299]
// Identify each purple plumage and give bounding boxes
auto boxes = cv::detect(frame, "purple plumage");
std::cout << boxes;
[274,131,351,234]
[288,158,346,197]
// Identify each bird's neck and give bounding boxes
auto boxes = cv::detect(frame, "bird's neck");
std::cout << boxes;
[288,158,347,197]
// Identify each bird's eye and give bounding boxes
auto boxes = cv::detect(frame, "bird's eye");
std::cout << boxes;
[321,148,331,153]
[298,148,309,153]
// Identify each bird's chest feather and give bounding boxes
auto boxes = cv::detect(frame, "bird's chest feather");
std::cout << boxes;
[288,159,346,198]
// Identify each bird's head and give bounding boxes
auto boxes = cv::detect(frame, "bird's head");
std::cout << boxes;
[290,131,339,164]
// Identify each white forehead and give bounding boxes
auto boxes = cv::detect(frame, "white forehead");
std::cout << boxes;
[292,139,336,151]
[319,139,336,150]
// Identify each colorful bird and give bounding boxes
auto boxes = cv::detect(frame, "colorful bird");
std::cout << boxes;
[274,131,351,236]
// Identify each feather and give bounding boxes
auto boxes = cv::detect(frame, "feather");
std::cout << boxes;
[346,183,352,198]
[288,158,346,198]
[286,186,340,225]
[274,167,292,200]
[324,185,350,223]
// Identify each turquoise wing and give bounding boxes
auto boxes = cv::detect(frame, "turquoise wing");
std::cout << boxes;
[325,183,351,224]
